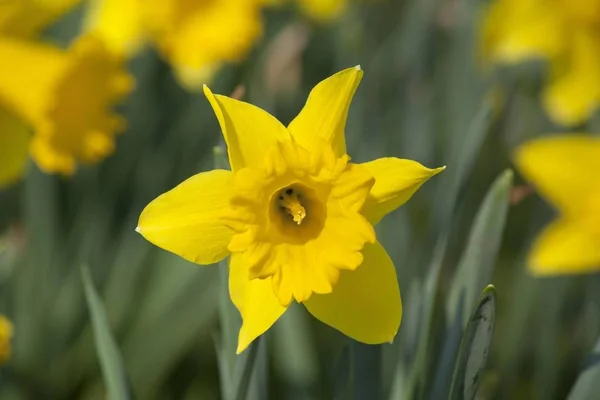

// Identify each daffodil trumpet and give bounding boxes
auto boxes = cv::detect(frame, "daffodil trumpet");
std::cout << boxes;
[137,66,445,353]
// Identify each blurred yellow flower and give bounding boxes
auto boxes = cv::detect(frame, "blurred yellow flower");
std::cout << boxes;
[0,108,30,188]
[514,135,600,274]
[0,0,81,38]
[0,35,133,175]
[0,0,83,185]
[0,315,13,366]
[481,0,600,126]
[137,66,444,353]
[86,0,265,90]
[296,0,347,22]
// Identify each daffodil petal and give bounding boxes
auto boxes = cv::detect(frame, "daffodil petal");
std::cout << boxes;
[287,66,362,157]
[159,1,263,90]
[229,253,287,353]
[542,30,600,126]
[514,135,600,213]
[482,0,564,64]
[303,241,401,344]
[360,158,445,225]
[0,107,30,188]
[529,218,600,275]
[84,0,146,55]
[137,169,234,265]
[203,85,290,171]
[0,314,13,365]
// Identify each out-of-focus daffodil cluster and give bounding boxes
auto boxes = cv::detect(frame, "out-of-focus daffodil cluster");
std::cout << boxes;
[137,67,444,353]
[484,1,600,276]
[86,0,267,89]
[482,0,600,126]
[0,315,13,366]
[514,135,600,275]
[0,0,132,183]
[85,0,353,90]
[0,35,133,175]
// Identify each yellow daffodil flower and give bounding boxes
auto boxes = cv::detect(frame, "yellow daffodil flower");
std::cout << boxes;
[86,0,265,90]
[0,0,83,185]
[0,315,13,366]
[137,66,445,353]
[0,0,81,38]
[0,35,133,175]
[514,135,600,274]
[481,0,600,126]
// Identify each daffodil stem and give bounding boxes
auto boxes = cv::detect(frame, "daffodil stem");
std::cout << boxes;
[218,258,239,377]
[350,341,382,400]
[214,145,239,385]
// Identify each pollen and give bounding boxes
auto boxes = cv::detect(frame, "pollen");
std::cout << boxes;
[278,187,307,225]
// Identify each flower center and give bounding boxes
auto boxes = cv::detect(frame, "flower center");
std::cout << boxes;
[269,183,327,244]
[278,187,306,225]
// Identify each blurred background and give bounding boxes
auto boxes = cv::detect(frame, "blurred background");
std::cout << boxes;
[1,0,599,399]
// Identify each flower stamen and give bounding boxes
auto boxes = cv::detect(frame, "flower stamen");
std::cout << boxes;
[278,187,306,225]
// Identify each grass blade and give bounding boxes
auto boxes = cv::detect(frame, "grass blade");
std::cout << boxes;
[81,265,131,400]
[447,169,512,327]
[448,285,497,400]
[430,170,511,399]
[566,338,600,400]
[232,338,262,400]
[398,99,496,400]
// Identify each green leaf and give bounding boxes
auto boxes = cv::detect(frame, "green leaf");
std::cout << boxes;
[122,263,218,398]
[447,169,513,327]
[272,304,319,398]
[398,98,496,400]
[430,170,511,399]
[81,265,131,400]
[231,338,263,400]
[566,337,600,400]
[448,285,497,400]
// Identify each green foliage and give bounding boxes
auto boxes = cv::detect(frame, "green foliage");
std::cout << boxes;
[81,265,131,400]
[449,285,496,400]
[1,1,599,399]
[566,338,600,400]
[447,170,512,328]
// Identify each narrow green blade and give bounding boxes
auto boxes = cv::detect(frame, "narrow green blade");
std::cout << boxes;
[566,338,600,400]
[399,98,496,400]
[430,171,510,399]
[81,265,131,400]
[447,169,512,327]
[448,285,497,400]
